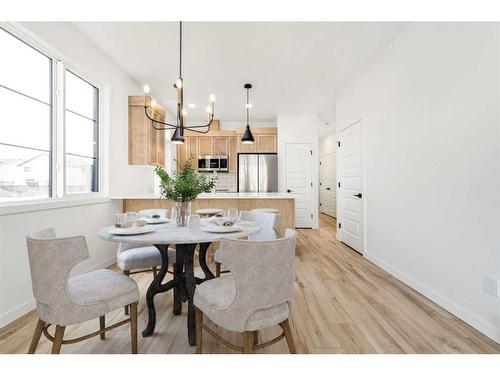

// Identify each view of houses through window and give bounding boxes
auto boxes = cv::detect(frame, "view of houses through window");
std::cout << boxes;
[0,27,99,202]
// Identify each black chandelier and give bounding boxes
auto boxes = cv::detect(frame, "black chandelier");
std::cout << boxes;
[241,83,255,144]
[142,21,216,144]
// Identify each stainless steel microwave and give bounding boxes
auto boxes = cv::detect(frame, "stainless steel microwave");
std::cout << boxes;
[198,155,228,172]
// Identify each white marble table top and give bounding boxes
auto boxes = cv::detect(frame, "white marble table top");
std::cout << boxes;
[97,221,261,245]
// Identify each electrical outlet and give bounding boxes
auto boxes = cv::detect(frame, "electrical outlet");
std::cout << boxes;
[484,276,499,297]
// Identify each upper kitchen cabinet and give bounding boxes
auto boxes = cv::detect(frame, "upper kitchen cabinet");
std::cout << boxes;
[198,137,212,155]
[237,127,277,153]
[128,96,165,167]
[213,137,229,155]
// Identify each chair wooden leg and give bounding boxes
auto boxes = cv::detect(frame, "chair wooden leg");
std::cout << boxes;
[215,262,221,277]
[152,266,158,278]
[252,331,259,346]
[124,270,130,315]
[51,325,65,354]
[279,319,297,354]
[28,318,45,354]
[130,302,138,354]
[242,331,254,353]
[99,316,105,339]
[195,307,203,354]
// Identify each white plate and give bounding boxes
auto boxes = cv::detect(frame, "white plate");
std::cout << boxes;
[109,226,156,236]
[144,217,170,224]
[201,224,242,233]
[196,208,223,215]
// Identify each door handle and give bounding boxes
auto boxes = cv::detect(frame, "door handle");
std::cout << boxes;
[287,189,292,193]
[353,193,362,198]
[326,187,331,190]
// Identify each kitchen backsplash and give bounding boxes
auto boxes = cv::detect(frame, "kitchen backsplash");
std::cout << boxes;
[201,172,237,192]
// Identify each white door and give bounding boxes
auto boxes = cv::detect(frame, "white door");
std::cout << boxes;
[286,143,314,228]
[338,120,364,253]
[320,152,337,217]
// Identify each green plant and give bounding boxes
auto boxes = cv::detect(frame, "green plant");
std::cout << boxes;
[155,162,215,202]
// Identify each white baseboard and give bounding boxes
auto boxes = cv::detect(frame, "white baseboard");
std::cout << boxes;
[0,255,116,330]
[0,299,37,329]
[364,253,500,344]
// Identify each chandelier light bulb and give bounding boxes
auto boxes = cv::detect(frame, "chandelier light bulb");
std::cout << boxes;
[182,108,188,116]
[206,106,212,114]
[210,94,216,102]
[176,79,183,89]
[143,84,150,94]
[151,98,157,108]
[245,103,253,108]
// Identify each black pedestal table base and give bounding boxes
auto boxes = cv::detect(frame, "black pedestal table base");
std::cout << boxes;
[142,242,216,346]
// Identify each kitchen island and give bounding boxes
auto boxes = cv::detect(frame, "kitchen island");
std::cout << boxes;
[115,193,295,235]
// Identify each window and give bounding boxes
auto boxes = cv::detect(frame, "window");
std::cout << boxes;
[0,26,101,203]
[0,27,52,201]
[64,71,99,193]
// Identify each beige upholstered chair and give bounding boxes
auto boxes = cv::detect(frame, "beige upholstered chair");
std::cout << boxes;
[117,209,176,314]
[26,228,140,354]
[215,211,280,277]
[194,229,297,354]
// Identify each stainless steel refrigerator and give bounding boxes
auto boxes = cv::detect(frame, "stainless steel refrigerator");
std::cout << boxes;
[238,153,278,193]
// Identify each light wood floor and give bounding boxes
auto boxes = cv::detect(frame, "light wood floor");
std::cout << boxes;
[1,214,499,354]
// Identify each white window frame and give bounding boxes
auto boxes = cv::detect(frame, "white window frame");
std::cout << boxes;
[0,22,109,215]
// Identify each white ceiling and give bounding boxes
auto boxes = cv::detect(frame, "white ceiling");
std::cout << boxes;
[72,22,409,124]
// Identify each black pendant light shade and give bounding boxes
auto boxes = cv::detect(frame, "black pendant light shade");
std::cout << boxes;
[241,125,254,144]
[241,83,254,144]
[171,126,185,144]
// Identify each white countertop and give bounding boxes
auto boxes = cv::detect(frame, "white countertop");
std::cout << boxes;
[112,192,295,200]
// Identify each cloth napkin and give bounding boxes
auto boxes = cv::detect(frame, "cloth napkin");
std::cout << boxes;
[212,218,235,227]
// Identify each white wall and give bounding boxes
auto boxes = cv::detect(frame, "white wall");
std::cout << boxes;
[0,22,148,328]
[277,114,319,228]
[336,23,500,342]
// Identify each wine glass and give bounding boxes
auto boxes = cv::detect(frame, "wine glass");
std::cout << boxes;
[125,212,137,223]
[188,214,201,230]
[227,208,239,222]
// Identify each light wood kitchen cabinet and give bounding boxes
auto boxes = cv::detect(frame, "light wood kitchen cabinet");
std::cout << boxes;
[176,126,277,172]
[256,133,277,153]
[187,137,198,167]
[128,96,165,167]
[238,138,257,153]
[213,137,228,155]
[237,128,277,153]
[228,136,237,172]
[198,137,212,155]
[177,141,187,167]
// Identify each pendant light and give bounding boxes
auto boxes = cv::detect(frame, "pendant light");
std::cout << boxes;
[142,21,216,145]
[241,83,255,144]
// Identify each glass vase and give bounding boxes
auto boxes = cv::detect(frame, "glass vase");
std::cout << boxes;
[174,201,191,226]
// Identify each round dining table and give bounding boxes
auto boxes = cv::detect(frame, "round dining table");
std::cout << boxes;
[97,220,260,346]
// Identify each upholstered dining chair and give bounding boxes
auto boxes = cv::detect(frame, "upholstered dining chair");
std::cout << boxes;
[214,211,280,277]
[117,208,176,314]
[194,229,297,354]
[26,228,140,354]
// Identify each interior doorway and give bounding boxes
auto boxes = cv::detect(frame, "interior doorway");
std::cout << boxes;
[319,132,337,219]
